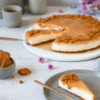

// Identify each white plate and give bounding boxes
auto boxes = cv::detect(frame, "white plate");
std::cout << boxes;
[23,26,100,61]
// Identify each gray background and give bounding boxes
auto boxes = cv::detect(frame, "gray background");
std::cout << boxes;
[47,0,77,5]
[25,0,78,6]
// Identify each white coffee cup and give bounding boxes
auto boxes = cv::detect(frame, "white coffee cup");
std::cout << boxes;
[2,5,22,27]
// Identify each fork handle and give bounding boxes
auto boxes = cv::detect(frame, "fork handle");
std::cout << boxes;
[0,37,23,41]
[34,80,73,100]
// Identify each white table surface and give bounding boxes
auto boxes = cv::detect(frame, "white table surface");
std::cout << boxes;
[0,6,100,100]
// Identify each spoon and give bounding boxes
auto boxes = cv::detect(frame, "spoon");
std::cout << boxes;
[0,37,23,41]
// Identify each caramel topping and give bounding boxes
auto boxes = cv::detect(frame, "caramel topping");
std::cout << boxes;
[59,72,80,89]
[55,27,100,44]
[36,14,100,44]
[36,15,100,28]
[0,50,13,68]
[18,68,31,76]
[26,30,63,37]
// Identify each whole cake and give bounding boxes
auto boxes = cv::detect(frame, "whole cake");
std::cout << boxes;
[26,14,100,52]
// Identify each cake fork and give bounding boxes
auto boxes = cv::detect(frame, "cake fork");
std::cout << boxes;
[34,80,73,100]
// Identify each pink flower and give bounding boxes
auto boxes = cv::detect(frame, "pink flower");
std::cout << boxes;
[39,57,45,63]
[77,0,89,4]
[77,0,100,14]
[58,9,63,13]
[48,64,54,70]
[92,0,98,7]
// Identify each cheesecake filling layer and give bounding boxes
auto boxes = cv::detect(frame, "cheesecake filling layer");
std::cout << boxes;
[27,34,61,45]
[52,40,100,52]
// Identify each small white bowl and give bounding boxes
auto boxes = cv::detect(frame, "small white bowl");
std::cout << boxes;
[0,58,15,79]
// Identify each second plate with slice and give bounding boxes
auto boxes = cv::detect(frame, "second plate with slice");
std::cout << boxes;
[44,70,100,100]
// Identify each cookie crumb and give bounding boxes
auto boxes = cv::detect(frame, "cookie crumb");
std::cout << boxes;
[19,80,24,84]
[18,68,31,76]
[10,75,15,78]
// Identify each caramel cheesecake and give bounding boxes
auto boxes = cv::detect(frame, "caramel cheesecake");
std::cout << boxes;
[26,30,64,45]
[58,72,95,100]
[27,14,100,52]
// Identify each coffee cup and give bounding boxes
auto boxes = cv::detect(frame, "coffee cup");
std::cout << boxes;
[2,5,22,27]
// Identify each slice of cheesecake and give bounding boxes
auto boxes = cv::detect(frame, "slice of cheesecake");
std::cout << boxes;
[25,30,64,45]
[58,72,95,100]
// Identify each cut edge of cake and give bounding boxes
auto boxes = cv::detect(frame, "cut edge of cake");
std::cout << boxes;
[25,30,64,45]
[52,40,100,52]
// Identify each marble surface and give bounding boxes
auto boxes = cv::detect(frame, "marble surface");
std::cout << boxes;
[0,6,100,100]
